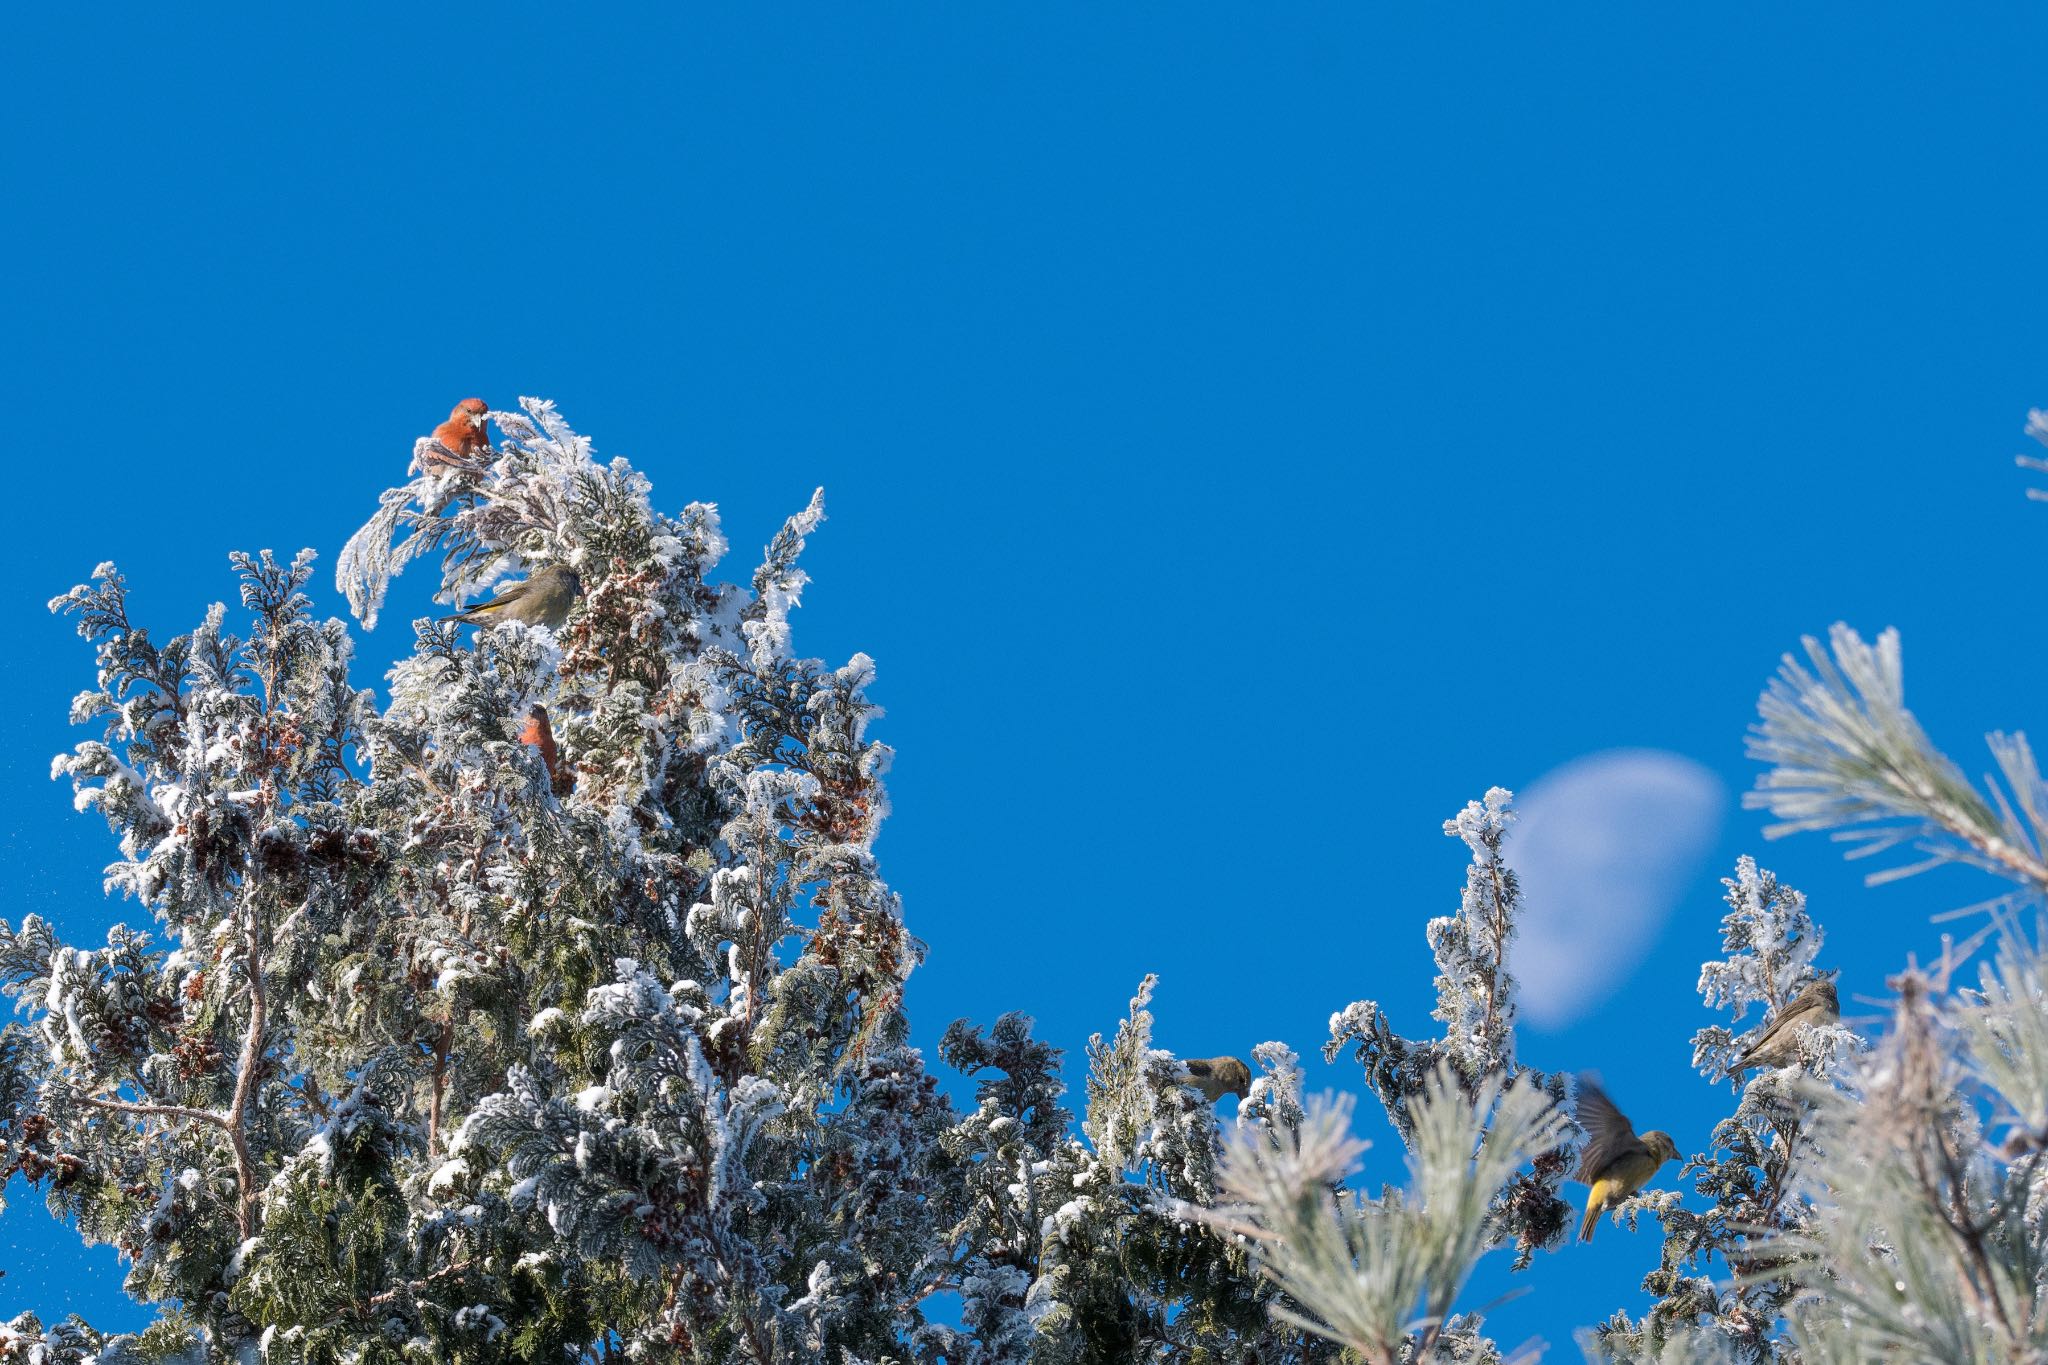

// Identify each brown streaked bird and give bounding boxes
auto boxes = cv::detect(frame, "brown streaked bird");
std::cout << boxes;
[424,398,492,469]
[1182,1056,1252,1104]
[1730,976,1840,1075]
[1574,1078,1680,1242]
[441,565,583,630]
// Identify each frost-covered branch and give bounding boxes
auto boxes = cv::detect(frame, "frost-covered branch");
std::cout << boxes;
[1325,788,1576,1271]
[1593,860,1858,1362]
[1747,624,2048,892]
[1195,1068,1568,1364]
[1771,946,2048,1362]
[71,1092,229,1131]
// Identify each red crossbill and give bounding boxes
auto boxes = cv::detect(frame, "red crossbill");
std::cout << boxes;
[520,704,572,795]
[423,398,491,469]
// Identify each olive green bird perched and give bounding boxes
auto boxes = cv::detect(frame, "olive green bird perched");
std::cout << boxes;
[1574,1078,1681,1242]
[1181,1056,1251,1103]
[440,564,583,630]
[1729,975,1840,1075]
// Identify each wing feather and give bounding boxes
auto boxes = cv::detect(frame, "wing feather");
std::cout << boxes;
[1574,1078,1649,1183]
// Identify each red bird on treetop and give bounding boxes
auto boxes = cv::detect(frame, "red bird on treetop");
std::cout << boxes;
[423,398,491,469]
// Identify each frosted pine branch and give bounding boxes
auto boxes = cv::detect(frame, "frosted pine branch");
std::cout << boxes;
[1194,1068,1568,1365]
[1747,623,2048,891]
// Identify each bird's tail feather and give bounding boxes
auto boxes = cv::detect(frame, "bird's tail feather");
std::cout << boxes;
[1580,1200,1600,1242]
[438,601,499,625]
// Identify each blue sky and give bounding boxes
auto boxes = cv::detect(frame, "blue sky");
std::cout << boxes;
[7,7,2048,1353]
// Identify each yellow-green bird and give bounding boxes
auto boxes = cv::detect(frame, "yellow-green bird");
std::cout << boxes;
[441,564,582,630]
[1181,1056,1252,1104]
[1574,1078,1680,1242]
[1730,975,1839,1075]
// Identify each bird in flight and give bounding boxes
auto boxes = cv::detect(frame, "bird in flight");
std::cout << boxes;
[1574,1077,1680,1242]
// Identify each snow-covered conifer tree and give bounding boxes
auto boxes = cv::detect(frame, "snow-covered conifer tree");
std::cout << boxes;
[15,399,1467,1364]
[28,394,2048,1362]
[10,402,936,1361]
[3,397,1579,1361]
[1325,789,1577,1271]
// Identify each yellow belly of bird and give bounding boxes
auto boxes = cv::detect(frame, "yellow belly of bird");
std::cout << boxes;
[1580,1153,1661,1241]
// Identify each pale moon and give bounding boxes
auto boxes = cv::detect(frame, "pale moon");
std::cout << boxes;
[1509,749,1727,1031]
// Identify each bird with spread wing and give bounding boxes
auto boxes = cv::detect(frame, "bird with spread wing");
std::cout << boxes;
[1574,1078,1680,1242]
